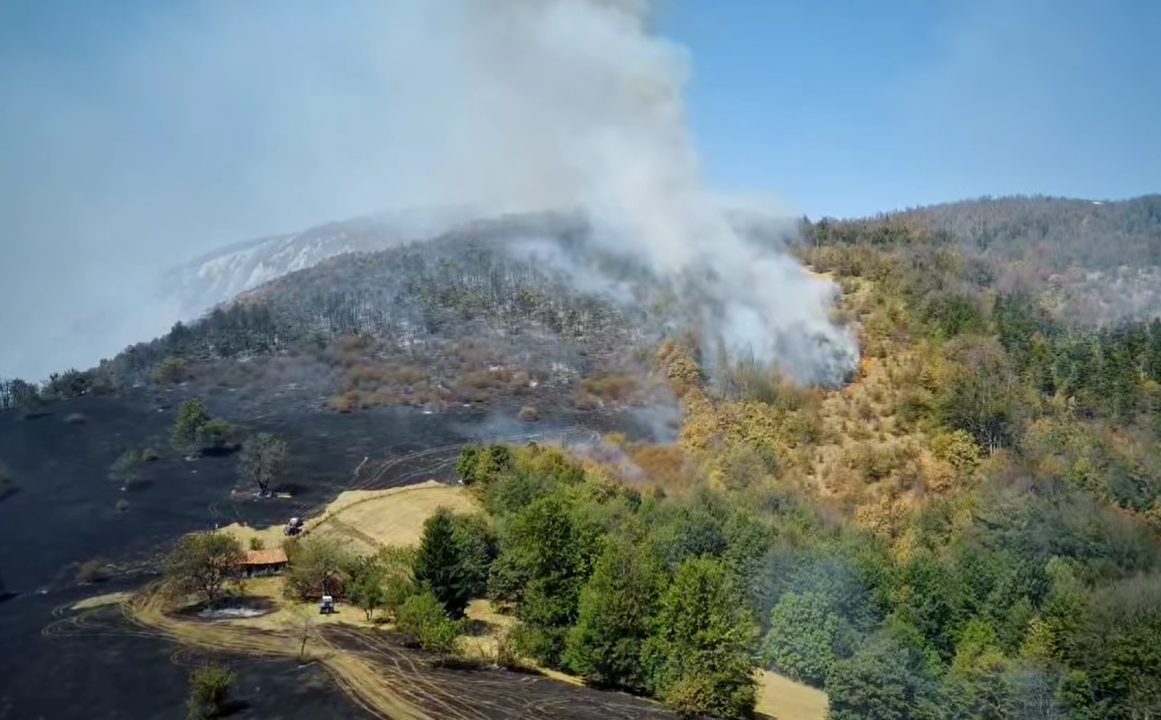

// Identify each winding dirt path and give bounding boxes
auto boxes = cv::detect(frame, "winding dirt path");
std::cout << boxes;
[45,585,674,720]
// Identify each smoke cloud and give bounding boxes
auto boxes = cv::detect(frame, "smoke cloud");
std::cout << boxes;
[0,0,856,384]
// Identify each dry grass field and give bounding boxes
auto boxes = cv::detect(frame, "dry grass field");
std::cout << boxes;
[754,670,829,720]
[219,480,479,555]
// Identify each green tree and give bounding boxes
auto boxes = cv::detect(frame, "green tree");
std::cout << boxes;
[1146,317,1161,384]
[564,536,666,693]
[171,400,212,454]
[154,357,190,385]
[456,444,514,488]
[827,638,946,720]
[377,545,419,619]
[456,445,483,485]
[109,450,142,489]
[994,291,1056,374]
[762,591,849,688]
[1063,573,1161,720]
[238,432,288,496]
[414,508,474,619]
[196,419,235,454]
[396,587,463,657]
[919,292,984,339]
[164,532,245,604]
[450,512,497,598]
[937,336,1021,453]
[286,535,351,599]
[944,620,1012,720]
[891,549,965,661]
[348,557,387,621]
[1020,557,1086,664]
[186,663,235,720]
[491,495,600,666]
[648,557,759,720]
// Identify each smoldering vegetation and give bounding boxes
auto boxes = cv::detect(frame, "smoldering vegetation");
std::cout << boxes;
[0,208,854,432]
[1,0,856,388]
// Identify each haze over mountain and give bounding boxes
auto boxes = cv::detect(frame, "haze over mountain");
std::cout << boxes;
[0,0,853,383]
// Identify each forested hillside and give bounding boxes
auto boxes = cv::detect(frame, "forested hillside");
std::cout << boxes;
[420,211,1161,720]
[815,194,1161,325]
[3,197,1161,719]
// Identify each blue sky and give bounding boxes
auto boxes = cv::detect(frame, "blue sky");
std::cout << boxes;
[0,0,1158,379]
[2,0,1156,226]
[664,0,1160,217]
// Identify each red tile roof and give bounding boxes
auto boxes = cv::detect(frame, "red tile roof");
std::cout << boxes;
[243,549,288,566]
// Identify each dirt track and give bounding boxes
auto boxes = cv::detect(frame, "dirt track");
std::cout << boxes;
[117,584,676,720]
[30,584,677,720]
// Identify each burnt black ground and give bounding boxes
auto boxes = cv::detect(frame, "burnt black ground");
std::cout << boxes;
[0,579,678,720]
[0,388,661,720]
[1,579,372,720]
[0,389,644,593]
[0,392,474,592]
[324,625,679,720]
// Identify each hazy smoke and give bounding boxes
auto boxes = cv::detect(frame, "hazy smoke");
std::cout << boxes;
[0,0,856,384]
[402,0,857,384]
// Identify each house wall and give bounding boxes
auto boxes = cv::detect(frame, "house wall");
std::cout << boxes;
[243,563,288,578]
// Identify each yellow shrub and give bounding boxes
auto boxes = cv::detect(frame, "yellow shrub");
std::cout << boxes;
[930,430,982,474]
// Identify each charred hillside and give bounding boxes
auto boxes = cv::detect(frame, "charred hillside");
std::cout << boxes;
[1,209,838,419]
[5,212,684,418]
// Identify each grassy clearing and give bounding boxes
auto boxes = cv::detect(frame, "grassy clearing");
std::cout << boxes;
[314,483,478,549]
[219,481,478,554]
[754,670,828,720]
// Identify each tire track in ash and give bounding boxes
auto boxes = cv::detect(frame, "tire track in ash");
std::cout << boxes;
[323,626,676,720]
[62,582,675,720]
[354,424,603,495]
[42,601,156,642]
[121,585,439,720]
[323,627,486,720]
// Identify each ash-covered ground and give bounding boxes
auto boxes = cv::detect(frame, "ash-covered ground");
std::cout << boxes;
[0,386,673,720]
[2,579,369,720]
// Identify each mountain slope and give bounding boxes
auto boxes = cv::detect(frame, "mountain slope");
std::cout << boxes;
[815,194,1161,325]
[159,206,483,322]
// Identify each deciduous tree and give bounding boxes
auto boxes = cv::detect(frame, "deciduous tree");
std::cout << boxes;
[286,535,351,599]
[187,664,234,720]
[396,587,463,657]
[172,400,212,455]
[762,591,850,688]
[164,533,245,604]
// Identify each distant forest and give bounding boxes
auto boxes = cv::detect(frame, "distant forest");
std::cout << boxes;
[809,194,1161,326]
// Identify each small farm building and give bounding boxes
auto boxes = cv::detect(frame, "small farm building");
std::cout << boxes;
[242,548,289,577]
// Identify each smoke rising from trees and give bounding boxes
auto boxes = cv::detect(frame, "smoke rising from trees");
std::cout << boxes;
[0,0,854,383]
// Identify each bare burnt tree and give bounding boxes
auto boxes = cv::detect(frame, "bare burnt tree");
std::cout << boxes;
[238,432,288,497]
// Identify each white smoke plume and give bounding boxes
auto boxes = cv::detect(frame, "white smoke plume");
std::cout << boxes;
[0,0,857,384]
[401,0,857,384]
